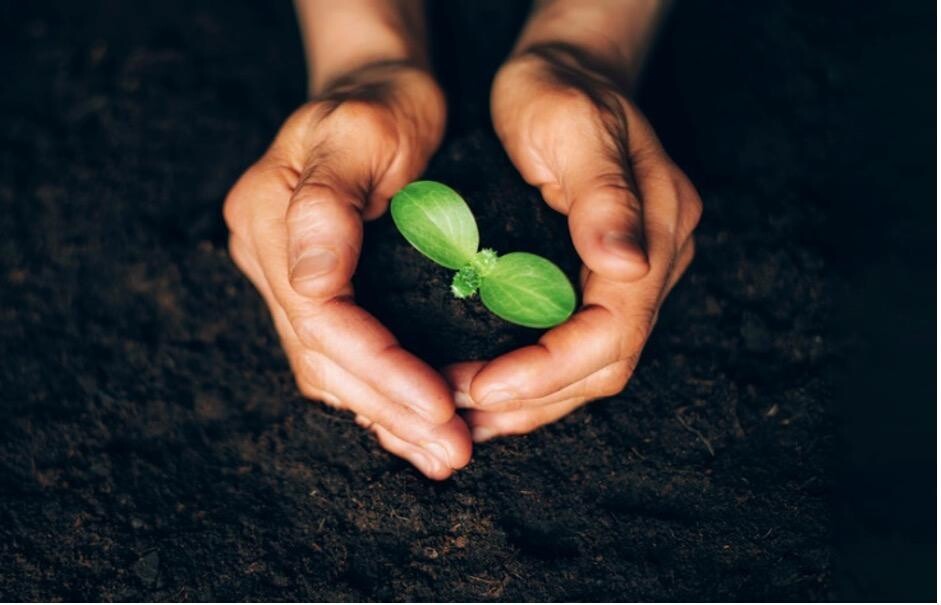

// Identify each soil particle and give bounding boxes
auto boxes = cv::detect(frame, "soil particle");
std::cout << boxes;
[133,551,160,586]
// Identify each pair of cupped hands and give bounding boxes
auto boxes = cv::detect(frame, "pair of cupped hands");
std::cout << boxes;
[224,46,702,479]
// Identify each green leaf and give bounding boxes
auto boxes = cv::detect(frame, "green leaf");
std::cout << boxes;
[390,181,479,270]
[479,252,576,328]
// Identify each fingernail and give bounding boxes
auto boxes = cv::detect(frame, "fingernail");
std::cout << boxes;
[471,427,496,442]
[480,389,515,407]
[603,231,644,260]
[291,248,337,282]
[454,391,473,408]
[422,442,453,469]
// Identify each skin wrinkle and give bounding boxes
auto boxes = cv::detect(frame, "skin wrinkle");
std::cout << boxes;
[304,61,433,208]
[518,42,634,169]
[302,130,376,208]
[451,2,696,442]
[226,2,467,477]
[230,233,345,410]
[225,0,698,473]
[285,181,365,279]
[514,43,647,261]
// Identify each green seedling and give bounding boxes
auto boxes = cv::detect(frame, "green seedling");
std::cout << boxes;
[390,181,576,328]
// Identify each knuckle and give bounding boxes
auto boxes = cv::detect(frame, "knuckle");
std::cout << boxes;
[498,413,543,436]
[684,191,704,234]
[296,353,324,392]
[590,175,632,193]
[369,407,405,438]
[226,235,252,276]
[578,179,641,216]
[294,352,342,408]
[286,182,338,226]
[224,160,296,233]
[295,378,319,401]
[222,185,246,234]
[332,99,398,141]
[594,362,632,397]
[672,170,704,234]
[354,414,375,430]
[497,399,527,412]
[287,309,322,349]
[372,428,399,455]
[619,306,656,356]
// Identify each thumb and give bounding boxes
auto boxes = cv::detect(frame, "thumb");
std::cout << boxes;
[507,143,651,282]
[286,172,365,300]
[495,101,651,282]
[565,171,650,282]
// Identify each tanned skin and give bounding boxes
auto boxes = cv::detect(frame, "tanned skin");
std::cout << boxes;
[223,0,701,478]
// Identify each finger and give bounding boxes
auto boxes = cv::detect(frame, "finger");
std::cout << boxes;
[466,303,647,407]
[466,205,676,409]
[372,424,455,480]
[564,105,690,283]
[286,96,447,299]
[496,92,661,282]
[240,247,472,469]
[298,300,457,424]
[453,360,631,413]
[357,414,454,479]
[462,397,586,442]
[442,361,486,408]
[244,176,455,424]
[286,177,364,300]
[566,176,650,281]
[297,352,472,470]
[230,232,342,402]
[507,131,651,282]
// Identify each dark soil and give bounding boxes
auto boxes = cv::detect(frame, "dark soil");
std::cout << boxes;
[357,132,581,365]
[0,0,933,601]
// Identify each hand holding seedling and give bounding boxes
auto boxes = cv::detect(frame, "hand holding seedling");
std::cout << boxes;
[224,0,473,480]
[226,0,701,478]
[445,2,703,441]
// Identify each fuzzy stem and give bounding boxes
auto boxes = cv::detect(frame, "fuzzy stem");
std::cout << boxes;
[450,249,499,298]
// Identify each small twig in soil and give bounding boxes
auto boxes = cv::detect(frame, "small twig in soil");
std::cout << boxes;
[730,404,746,438]
[469,575,500,585]
[675,407,715,456]
[469,574,510,598]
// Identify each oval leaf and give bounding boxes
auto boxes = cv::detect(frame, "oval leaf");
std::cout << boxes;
[479,252,576,328]
[390,181,479,270]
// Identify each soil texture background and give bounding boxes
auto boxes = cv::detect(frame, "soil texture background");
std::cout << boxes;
[0,0,934,601]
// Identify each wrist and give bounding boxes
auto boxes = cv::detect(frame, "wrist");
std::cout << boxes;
[307,61,446,159]
[513,0,666,90]
[295,0,429,95]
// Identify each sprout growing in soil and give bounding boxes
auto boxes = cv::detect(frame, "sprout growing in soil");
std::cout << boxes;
[390,181,576,328]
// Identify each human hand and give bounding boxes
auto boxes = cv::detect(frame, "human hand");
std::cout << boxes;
[224,62,472,478]
[447,45,702,440]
